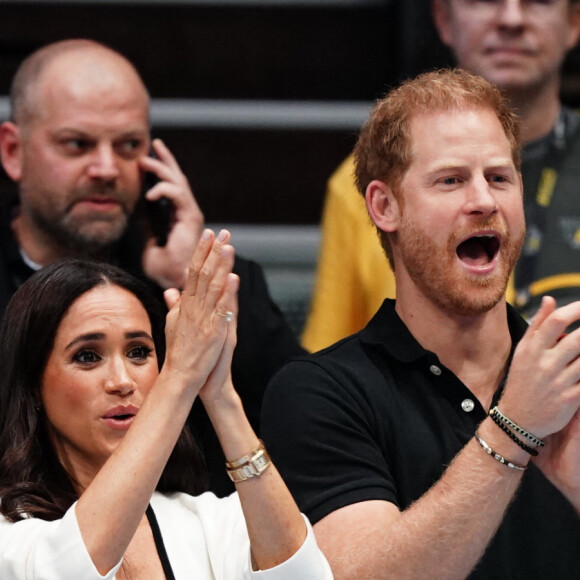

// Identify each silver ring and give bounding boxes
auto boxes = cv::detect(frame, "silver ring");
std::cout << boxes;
[216,310,234,322]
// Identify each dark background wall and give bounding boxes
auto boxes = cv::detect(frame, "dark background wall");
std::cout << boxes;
[1,0,579,225]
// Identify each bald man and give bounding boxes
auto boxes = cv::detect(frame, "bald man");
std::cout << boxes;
[1,39,201,287]
[0,39,304,496]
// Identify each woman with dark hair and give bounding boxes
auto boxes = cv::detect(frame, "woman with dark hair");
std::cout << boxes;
[0,230,332,580]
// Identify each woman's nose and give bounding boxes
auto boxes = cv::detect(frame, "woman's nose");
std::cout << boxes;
[104,359,136,396]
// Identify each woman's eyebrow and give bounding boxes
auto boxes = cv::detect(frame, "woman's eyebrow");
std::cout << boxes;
[65,330,153,351]
[65,333,105,351]
[125,331,154,341]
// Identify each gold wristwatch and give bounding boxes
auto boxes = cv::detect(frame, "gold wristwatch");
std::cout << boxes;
[225,441,272,482]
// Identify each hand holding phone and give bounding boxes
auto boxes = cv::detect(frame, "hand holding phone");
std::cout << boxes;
[142,151,172,247]
[143,167,172,247]
[140,138,205,290]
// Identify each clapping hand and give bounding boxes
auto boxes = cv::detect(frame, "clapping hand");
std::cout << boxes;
[162,228,238,398]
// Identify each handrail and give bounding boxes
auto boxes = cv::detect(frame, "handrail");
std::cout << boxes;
[0,97,372,130]
[2,0,387,6]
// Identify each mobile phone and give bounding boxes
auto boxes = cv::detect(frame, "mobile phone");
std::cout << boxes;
[142,153,172,247]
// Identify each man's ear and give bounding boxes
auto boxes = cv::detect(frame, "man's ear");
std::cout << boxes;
[432,0,453,48]
[0,122,24,182]
[365,180,401,234]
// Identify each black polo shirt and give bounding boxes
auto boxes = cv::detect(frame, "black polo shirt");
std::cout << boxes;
[262,299,580,579]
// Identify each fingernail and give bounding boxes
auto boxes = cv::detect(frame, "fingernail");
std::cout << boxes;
[201,229,212,240]
[217,229,228,242]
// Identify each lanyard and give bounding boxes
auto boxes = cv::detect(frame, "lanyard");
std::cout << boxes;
[514,112,569,308]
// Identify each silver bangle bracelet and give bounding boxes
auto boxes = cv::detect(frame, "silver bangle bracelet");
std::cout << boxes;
[474,432,528,471]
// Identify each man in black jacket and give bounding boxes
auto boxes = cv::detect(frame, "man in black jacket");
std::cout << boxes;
[0,39,304,496]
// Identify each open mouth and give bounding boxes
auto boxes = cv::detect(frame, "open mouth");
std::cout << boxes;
[103,406,138,428]
[103,411,137,430]
[456,234,500,267]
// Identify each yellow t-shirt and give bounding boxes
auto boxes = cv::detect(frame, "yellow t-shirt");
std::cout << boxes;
[302,156,396,352]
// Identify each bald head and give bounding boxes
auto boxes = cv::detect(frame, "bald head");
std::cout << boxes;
[10,39,150,129]
[0,39,152,262]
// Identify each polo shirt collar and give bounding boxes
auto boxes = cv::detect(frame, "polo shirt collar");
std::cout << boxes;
[359,298,529,364]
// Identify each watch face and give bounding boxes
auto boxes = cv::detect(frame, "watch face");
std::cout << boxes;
[226,447,272,482]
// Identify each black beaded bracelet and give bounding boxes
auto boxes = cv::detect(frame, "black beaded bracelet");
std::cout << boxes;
[489,406,545,447]
[490,411,539,456]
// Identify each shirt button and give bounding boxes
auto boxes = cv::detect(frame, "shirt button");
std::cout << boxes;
[429,365,442,376]
[461,399,475,413]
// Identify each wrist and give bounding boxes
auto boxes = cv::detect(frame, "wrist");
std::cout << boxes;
[155,365,203,402]
[489,406,544,456]
[225,440,272,483]
[203,388,262,463]
[477,418,532,469]
[200,378,240,412]
[496,394,548,440]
